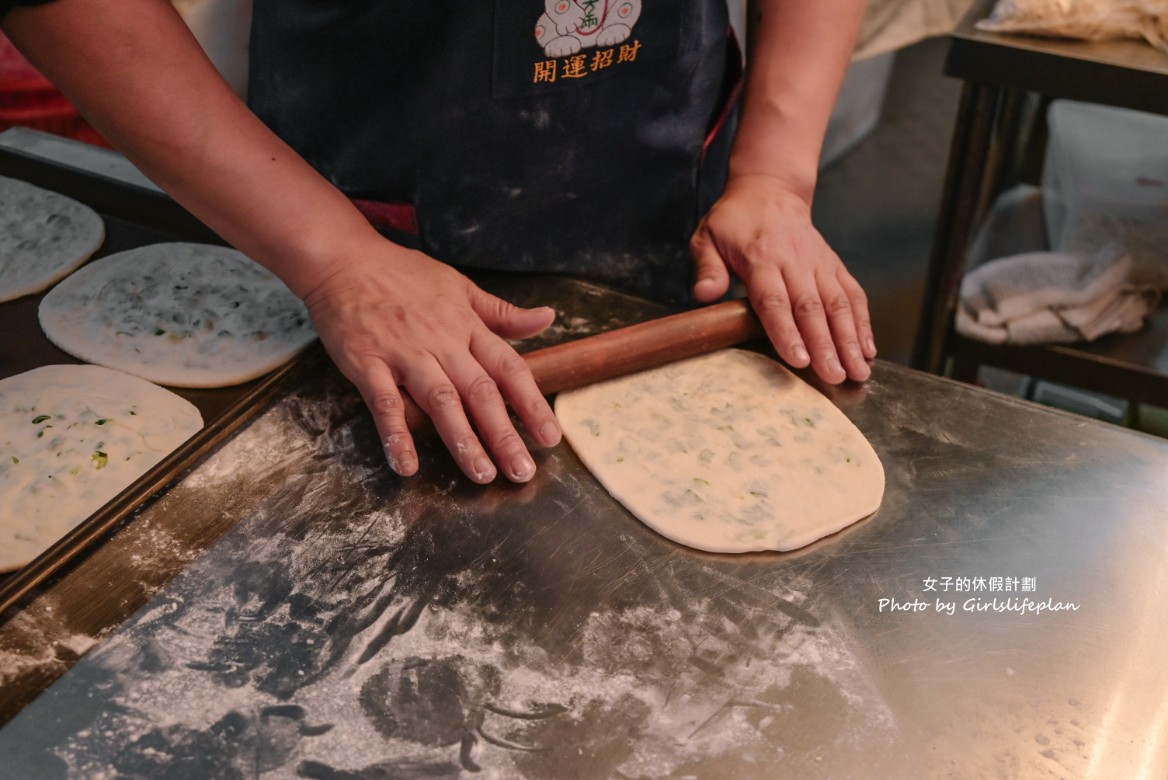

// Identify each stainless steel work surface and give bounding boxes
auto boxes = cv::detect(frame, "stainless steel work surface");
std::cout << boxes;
[1,346,1166,776]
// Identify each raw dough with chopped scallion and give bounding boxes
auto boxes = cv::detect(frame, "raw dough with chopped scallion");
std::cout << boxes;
[39,242,315,387]
[0,364,203,571]
[555,349,884,553]
[0,175,104,303]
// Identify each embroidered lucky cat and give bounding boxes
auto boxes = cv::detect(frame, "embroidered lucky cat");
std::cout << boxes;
[535,0,643,57]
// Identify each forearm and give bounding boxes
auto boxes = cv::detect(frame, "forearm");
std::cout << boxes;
[731,0,867,204]
[2,0,382,298]
[4,0,565,485]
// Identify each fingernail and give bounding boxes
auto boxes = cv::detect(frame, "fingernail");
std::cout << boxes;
[511,454,536,482]
[540,420,561,444]
[827,355,843,376]
[793,344,810,365]
[384,436,416,475]
[473,457,496,483]
[396,450,418,475]
[866,337,877,356]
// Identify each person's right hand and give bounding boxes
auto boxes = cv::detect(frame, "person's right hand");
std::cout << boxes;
[301,240,563,484]
[0,0,561,487]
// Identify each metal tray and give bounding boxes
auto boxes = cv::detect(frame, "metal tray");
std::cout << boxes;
[0,138,314,615]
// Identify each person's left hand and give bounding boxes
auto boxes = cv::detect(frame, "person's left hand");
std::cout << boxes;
[690,174,876,384]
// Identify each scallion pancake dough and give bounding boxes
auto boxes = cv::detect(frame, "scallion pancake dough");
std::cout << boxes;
[555,349,884,553]
[38,242,315,387]
[0,175,104,303]
[0,364,203,572]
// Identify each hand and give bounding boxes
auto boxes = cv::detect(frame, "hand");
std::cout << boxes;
[690,175,876,383]
[301,240,562,484]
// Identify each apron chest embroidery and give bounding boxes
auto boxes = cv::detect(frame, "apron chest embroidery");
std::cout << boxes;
[535,0,643,57]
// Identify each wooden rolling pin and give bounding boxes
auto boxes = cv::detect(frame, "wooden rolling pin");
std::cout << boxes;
[526,298,765,394]
[404,299,764,429]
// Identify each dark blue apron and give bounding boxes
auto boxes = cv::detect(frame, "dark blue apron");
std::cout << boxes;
[248,1,739,304]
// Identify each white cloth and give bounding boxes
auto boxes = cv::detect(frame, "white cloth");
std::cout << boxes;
[956,244,1162,345]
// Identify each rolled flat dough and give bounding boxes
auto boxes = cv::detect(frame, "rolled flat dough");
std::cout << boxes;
[38,242,316,388]
[555,349,884,553]
[0,175,104,303]
[0,364,203,572]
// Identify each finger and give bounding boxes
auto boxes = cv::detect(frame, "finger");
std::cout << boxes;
[400,355,498,484]
[745,267,812,371]
[470,287,557,341]
[817,273,871,382]
[354,363,419,477]
[839,270,877,359]
[471,329,561,449]
[444,350,540,484]
[690,227,731,303]
[780,269,848,384]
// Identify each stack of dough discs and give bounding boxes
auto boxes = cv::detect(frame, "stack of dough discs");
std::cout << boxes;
[0,174,104,303]
[0,364,203,572]
[555,349,885,553]
[38,242,316,388]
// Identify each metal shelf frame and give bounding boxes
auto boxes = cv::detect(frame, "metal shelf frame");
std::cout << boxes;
[911,0,1168,407]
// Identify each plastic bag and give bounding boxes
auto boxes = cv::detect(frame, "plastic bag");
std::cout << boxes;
[976,0,1168,52]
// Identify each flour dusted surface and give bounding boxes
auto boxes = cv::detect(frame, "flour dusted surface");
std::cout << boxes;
[0,364,203,571]
[555,349,884,553]
[0,175,104,303]
[38,242,316,388]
